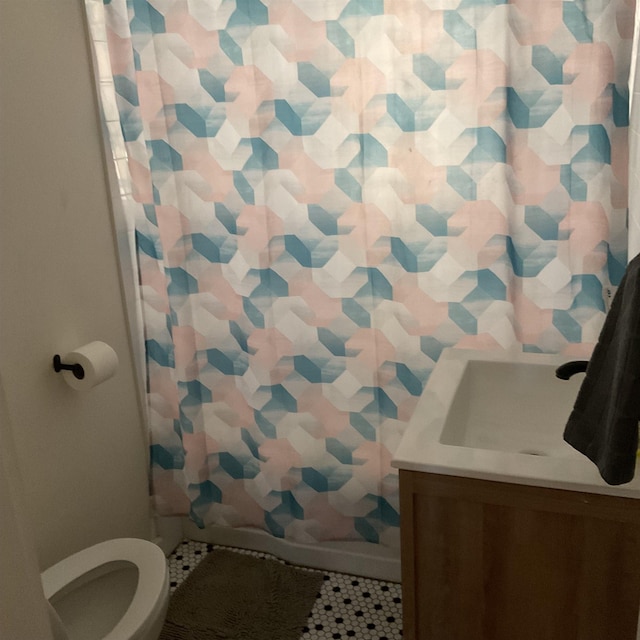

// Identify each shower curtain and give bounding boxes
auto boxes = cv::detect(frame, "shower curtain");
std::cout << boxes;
[92,0,633,546]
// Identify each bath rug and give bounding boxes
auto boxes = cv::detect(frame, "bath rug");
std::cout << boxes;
[159,548,323,640]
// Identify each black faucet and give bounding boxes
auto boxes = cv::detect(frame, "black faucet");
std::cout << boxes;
[555,360,589,380]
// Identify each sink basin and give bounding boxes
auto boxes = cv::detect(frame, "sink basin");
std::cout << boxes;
[392,348,640,497]
[439,360,582,456]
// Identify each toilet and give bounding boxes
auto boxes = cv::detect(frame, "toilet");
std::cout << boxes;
[41,538,169,640]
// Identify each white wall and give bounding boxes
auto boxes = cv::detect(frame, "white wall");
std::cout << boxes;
[0,377,55,640]
[0,0,152,570]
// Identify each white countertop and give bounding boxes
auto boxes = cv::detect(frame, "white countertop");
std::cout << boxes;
[391,348,640,499]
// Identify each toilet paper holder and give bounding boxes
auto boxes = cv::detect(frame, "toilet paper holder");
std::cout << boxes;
[52,355,85,380]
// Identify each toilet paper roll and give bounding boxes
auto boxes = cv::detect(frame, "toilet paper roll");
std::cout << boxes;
[60,341,119,391]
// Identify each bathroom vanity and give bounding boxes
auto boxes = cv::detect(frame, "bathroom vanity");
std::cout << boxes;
[392,348,640,640]
[399,469,640,639]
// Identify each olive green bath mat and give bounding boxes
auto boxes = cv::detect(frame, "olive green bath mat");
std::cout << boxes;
[159,548,323,640]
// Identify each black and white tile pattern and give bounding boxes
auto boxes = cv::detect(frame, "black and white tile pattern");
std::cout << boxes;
[167,539,403,640]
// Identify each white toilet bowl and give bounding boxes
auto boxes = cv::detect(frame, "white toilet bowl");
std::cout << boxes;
[41,538,169,640]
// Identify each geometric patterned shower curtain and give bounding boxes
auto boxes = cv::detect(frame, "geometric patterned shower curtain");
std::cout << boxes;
[98,0,633,547]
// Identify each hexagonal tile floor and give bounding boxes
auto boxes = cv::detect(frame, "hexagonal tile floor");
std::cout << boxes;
[167,539,403,640]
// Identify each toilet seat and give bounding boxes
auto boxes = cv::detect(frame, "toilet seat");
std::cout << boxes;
[41,538,169,640]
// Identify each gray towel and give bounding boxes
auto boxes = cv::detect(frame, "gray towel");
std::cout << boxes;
[563,253,640,485]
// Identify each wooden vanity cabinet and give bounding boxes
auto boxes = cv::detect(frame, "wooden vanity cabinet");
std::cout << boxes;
[399,470,640,640]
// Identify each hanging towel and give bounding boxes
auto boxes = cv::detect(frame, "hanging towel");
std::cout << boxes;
[563,253,640,485]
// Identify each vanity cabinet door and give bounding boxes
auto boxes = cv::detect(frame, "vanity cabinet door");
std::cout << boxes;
[400,470,640,640]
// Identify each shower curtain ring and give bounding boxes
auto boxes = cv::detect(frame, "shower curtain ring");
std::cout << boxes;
[53,355,85,380]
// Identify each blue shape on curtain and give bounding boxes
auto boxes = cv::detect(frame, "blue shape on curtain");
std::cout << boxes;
[285,235,314,266]
[215,204,239,233]
[571,274,606,312]
[167,267,198,296]
[309,205,339,235]
[340,0,384,18]
[355,517,379,543]
[302,467,329,492]
[142,204,157,224]
[350,413,376,441]
[356,268,393,299]
[477,269,508,300]
[147,140,183,171]
[146,339,174,367]
[416,205,449,236]
[251,268,288,296]
[525,207,560,241]
[472,127,507,162]
[131,0,166,33]
[387,94,416,132]
[560,165,588,200]
[326,21,355,57]
[348,134,388,168]
[136,230,160,259]
[262,384,297,412]
[245,138,279,170]
[219,452,259,479]
[364,387,397,419]
[190,481,223,527]
[335,169,362,201]
[390,237,419,272]
[228,0,269,27]
[366,496,400,527]
[459,0,507,5]
[255,411,277,438]
[198,69,226,102]
[318,328,346,356]
[298,63,331,98]
[113,75,139,106]
[242,428,262,460]
[449,302,478,334]
[552,309,583,341]
[508,88,562,129]
[272,491,304,519]
[230,322,249,352]
[572,125,611,163]
[150,444,184,469]
[613,85,630,126]
[275,100,303,135]
[447,167,477,200]
[413,54,447,90]
[207,349,236,375]
[326,439,353,465]
[396,364,423,396]
[119,107,143,142]
[219,31,243,65]
[342,298,371,327]
[233,171,255,203]
[265,512,285,537]
[608,246,626,285]
[243,297,264,327]
[294,355,323,383]
[420,336,445,362]
[176,104,210,137]
[444,12,477,49]
[563,2,594,42]
[192,233,222,262]
[532,46,564,84]
[506,237,526,276]
[180,380,213,407]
